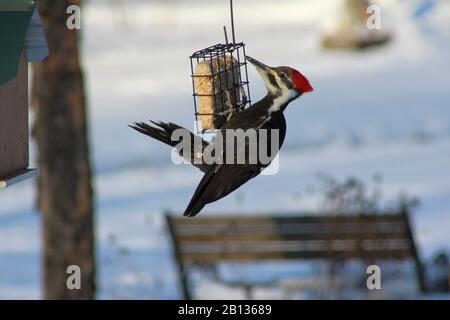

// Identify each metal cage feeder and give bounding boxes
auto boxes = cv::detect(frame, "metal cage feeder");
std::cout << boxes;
[189,1,252,134]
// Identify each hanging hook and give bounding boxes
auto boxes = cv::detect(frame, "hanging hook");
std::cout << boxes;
[223,26,229,46]
[230,0,236,44]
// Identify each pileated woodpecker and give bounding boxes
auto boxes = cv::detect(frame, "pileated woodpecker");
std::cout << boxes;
[130,56,313,217]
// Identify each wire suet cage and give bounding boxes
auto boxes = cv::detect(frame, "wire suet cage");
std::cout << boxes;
[189,0,252,134]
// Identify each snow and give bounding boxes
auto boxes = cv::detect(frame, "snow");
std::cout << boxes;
[1,0,450,299]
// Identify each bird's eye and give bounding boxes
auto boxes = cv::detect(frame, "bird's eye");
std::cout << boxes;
[279,72,287,78]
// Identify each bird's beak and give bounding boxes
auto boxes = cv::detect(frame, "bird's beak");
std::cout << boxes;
[246,55,279,93]
[246,56,273,74]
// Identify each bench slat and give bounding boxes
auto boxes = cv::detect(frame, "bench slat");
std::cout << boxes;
[167,213,414,263]
[170,213,406,227]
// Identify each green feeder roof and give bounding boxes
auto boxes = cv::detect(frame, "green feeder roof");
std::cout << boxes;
[0,0,36,85]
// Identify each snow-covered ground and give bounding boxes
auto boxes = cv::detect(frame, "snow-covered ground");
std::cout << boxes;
[1,0,450,299]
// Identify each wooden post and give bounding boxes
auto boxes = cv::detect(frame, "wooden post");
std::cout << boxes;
[0,50,28,180]
[165,213,192,300]
[402,207,427,293]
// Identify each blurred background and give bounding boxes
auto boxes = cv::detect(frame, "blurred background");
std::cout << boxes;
[0,0,449,299]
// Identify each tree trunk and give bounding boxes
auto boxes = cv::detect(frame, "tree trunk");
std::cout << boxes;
[32,0,96,299]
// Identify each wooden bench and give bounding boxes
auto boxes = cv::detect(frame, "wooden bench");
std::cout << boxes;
[166,209,426,299]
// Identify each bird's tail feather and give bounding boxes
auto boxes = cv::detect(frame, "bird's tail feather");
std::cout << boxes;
[129,121,211,173]
[129,121,180,148]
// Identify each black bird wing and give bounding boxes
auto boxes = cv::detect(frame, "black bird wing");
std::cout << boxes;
[183,163,261,217]
[183,108,288,217]
[129,121,210,173]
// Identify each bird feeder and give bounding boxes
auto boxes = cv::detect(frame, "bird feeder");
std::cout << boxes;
[0,0,49,188]
[322,0,391,50]
[190,0,252,133]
